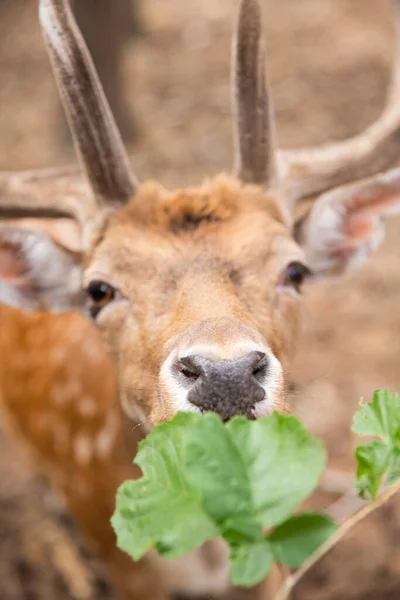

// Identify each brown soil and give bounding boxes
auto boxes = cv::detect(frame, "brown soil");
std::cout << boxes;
[1,0,400,598]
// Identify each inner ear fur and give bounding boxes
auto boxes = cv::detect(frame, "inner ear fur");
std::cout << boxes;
[293,168,400,277]
[0,218,85,313]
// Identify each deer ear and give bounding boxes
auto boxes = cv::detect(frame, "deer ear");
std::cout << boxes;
[0,218,84,312]
[297,169,400,277]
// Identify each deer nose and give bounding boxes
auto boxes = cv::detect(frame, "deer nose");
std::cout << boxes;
[175,350,267,420]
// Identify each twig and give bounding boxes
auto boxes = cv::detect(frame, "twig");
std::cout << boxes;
[273,480,400,600]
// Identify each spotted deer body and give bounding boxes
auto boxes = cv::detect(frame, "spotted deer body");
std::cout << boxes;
[2,0,400,598]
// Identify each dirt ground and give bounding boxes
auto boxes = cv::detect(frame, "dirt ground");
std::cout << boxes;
[1,0,400,598]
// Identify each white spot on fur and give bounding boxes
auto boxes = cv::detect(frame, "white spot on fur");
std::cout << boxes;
[51,379,82,407]
[73,434,93,466]
[95,411,119,459]
[79,395,97,417]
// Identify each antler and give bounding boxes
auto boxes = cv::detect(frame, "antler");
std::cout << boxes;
[280,0,400,204]
[233,0,400,205]
[39,0,137,206]
[232,0,277,186]
[3,0,399,220]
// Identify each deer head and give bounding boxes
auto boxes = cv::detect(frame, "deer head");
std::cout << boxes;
[1,0,400,427]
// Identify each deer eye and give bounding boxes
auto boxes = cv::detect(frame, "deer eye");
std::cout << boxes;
[279,262,311,293]
[86,280,116,318]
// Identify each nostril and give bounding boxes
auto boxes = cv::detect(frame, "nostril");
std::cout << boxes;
[251,352,268,382]
[175,356,202,383]
[180,365,200,381]
[253,358,267,376]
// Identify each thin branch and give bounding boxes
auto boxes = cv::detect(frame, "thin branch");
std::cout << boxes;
[273,480,400,600]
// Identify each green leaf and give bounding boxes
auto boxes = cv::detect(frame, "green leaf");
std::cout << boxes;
[355,441,390,500]
[353,391,400,500]
[111,413,218,560]
[387,446,400,486]
[112,410,329,585]
[185,413,254,524]
[227,413,326,528]
[230,540,274,587]
[352,390,400,445]
[221,516,265,545]
[268,513,337,568]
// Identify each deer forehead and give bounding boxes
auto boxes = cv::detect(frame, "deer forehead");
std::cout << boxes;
[83,177,301,287]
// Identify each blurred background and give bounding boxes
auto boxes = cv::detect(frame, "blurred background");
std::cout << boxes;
[0,0,400,598]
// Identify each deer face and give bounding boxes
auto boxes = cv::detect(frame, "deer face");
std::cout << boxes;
[83,179,305,423]
[2,0,400,429]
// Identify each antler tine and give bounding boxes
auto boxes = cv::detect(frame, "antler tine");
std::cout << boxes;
[280,0,400,205]
[232,0,277,186]
[39,0,138,206]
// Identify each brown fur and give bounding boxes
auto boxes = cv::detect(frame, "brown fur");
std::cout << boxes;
[0,305,169,600]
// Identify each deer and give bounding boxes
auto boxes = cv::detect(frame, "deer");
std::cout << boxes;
[1,0,400,598]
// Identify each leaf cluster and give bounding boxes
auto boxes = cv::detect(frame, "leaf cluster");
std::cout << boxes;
[112,412,336,586]
[353,390,400,500]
